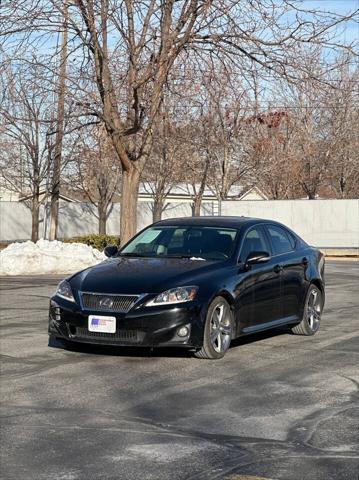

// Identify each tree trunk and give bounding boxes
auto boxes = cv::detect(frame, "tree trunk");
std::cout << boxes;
[339,174,346,198]
[98,204,107,235]
[191,155,210,217]
[152,198,164,222]
[120,166,141,245]
[192,196,202,216]
[31,192,40,243]
[49,0,68,240]
[49,191,60,240]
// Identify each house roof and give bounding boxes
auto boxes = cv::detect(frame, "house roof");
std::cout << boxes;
[18,190,78,203]
[13,183,267,204]
[139,183,267,200]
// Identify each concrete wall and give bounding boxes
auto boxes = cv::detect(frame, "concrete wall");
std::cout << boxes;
[0,201,204,240]
[1,199,358,249]
[56,202,122,238]
[221,199,359,248]
[0,202,34,241]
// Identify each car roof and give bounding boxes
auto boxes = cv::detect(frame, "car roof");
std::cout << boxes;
[154,216,263,228]
[153,216,307,245]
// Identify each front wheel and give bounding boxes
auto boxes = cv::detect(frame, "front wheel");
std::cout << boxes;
[291,285,323,335]
[194,296,233,359]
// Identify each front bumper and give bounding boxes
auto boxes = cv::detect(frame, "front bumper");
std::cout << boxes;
[48,296,205,348]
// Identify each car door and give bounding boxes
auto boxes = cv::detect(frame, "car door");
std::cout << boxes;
[237,225,282,331]
[264,224,306,322]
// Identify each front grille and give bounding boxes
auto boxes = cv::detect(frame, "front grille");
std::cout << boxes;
[80,293,139,313]
[75,327,143,343]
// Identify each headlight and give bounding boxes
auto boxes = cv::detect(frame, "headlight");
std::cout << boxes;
[55,280,75,302]
[146,286,198,306]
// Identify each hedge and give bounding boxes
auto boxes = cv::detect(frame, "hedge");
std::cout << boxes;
[64,234,120,251]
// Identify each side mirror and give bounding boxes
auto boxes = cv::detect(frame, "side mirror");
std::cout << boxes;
[245,251,270,268]
[104,245,118,258]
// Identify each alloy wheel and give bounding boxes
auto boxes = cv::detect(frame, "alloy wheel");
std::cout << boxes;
[307,289,321,331]
[210,301,232,353]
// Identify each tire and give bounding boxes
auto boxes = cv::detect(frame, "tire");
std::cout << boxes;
[291,285,323,336]
[194,296,233,359]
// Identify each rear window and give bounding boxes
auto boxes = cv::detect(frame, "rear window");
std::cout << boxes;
[266,225,295,255]
[240,226,271,262]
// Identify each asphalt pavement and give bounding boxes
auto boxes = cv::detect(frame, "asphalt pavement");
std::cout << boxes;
[0,261,358,480]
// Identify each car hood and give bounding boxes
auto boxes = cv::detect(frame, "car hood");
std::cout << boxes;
[70,257,223,294]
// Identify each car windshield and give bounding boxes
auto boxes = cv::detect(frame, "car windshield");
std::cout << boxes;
[120,225,238,261]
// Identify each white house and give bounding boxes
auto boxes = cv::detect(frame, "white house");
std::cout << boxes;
[138,183,267,203]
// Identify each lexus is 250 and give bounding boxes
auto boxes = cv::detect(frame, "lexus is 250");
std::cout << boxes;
[49,216,325,359]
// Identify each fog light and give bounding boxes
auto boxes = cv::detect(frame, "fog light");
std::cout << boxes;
[55,307,61,321]
[177,326,189,337]
[49,319,57,332]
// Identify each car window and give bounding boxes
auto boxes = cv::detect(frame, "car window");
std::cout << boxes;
[240,227,270,262]
[167,228,186,250]
[135,228,162,244]
[266,225,294,255]
[120,225,238,260]
[286,231,297,249]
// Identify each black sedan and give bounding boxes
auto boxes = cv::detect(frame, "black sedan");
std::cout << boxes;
[49,216,325,359]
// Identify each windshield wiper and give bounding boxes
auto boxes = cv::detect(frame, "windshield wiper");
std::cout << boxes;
[120,253,207,260]
[164,255,206,260]
[119,252,151,257]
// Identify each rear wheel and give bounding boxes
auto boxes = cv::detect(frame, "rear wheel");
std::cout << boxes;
[291,285,322,335]
[194,297,233,359]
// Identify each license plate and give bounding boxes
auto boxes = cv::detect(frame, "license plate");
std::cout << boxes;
[88,315,116,333]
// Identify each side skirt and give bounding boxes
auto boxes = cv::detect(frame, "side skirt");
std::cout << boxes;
[241,315,299,335]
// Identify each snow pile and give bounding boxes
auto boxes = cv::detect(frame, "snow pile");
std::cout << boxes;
[0,239,106,276]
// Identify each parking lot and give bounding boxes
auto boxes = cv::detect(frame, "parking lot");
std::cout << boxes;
[0,261,358,480]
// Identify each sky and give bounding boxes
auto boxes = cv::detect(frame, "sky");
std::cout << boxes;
[304,0,359,43]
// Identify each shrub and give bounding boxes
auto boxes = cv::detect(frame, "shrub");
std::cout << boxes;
[64,234,120,251]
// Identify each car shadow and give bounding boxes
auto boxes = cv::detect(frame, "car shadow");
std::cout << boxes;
[48,326,291,359]
[48,335,193,358]
[230,325,291,348]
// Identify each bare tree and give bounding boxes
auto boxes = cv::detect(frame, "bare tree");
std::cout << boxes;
[142,105,184,222]
[177,116,211,216]
[63,0,219,242]
[0,62,54,241]
[324,64,359,198]
[201,74,260,203]
[49,0,69,240]
[2,0,357,242]
[248,110,296,199]
[242,52,359,200]
[69,125,122,234]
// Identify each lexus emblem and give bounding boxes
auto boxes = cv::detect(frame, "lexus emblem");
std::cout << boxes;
[99,297,114,309]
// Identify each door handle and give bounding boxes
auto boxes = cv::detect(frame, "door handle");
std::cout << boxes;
[273,264,283,274]
[302,257,309,266]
